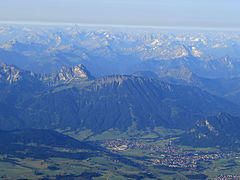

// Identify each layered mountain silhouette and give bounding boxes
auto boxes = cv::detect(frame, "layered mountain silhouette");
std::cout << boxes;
[1,27,240,78]
[133,66,240,105]
[0,63,239,133]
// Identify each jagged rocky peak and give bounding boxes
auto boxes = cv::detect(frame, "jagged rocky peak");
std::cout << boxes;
[0,62,35,83]
[58,64,93,80]
[42,64,94,84]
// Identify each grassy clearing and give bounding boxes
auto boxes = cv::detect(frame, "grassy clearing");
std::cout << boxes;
[202,158,240,178]
[64,126,184,142]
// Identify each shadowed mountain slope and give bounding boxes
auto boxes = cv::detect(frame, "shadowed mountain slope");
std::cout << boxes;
[18,75,239,132]
[0,63,239,133]
[177,113,240,149]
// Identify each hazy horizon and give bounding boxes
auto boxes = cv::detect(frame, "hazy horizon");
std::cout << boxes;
[0,0,240,30]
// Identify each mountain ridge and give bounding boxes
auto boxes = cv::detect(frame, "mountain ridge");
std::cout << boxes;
[177,112,240,149]
[0,63,239,133]
[133,66,240,105]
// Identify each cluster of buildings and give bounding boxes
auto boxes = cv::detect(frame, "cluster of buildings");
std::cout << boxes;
[216,174,240,180]
[149,152,224,168]
[100,139,240,169]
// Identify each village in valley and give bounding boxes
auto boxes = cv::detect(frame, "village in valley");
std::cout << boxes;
[100,139,240,169]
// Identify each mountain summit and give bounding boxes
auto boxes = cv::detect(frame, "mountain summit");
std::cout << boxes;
[57,64,93,80]
[41,64,94,84]
[0,63,239,133]
[178,113,240,149]
[0,62,36,84]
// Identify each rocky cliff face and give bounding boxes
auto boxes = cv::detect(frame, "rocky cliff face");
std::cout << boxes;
[57,64,92,81]
[41,64,94,85]
[0,62,36,84]
[0,62,93,87]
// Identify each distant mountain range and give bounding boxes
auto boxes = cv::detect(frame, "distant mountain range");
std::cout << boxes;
[133,66,240,105]
[1,24,240,78]
[1,25,240,149]
[2,25,240,178]
[0,63,239,133]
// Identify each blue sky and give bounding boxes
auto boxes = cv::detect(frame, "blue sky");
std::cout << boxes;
[0,0,240,29]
